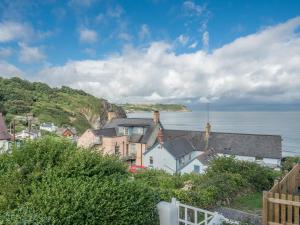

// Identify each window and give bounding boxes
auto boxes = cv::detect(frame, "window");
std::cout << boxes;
[189,154,191,160]
[115,145,120,155]
[124,127,129,135]
[179,157,184,165]
[150,156,153,165]
[129,144,136,155]
[194,165,200,173]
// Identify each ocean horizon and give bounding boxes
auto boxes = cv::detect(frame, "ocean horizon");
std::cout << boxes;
[128,111,300,157]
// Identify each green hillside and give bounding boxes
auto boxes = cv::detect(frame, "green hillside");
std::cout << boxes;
[119,103,189,113]
[0,77,126,134]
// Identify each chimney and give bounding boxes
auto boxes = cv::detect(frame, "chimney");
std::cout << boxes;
[153,111,160,125]
[157,128,164,144]
[107,111,117,121]
[204,122,211,150]
[205,122,211,140]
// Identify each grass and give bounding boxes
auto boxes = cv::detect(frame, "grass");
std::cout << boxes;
[230,192,262,214]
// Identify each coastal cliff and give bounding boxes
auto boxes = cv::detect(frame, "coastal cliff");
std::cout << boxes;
[0,77,126,133]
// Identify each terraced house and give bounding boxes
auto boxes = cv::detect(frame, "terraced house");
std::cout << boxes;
[78,111,282,173]
[77,111,162,165]
[144,123,282,174]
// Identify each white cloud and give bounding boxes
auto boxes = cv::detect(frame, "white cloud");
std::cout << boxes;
[37,17,300,105]
[0,61,23,77]
[0,21,33,42]
[18,43,46,64]
[183,1,204,16]
[177,34,189,46]
[202,31,209,50]
[139,24,150,40]
[0,47,13,58]
[79,28,98,43]
[188,42,198,49]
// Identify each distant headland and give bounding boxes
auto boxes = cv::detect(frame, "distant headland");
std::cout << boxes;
[119,103,190,113]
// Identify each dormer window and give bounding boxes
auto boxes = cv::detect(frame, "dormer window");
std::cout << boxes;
[124,127,129,135]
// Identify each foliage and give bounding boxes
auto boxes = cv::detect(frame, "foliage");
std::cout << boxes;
[134,156,278,210]
[207,156,278,191]
[0,137,159,225]
[281,157,300,171]
[0,76,124,134]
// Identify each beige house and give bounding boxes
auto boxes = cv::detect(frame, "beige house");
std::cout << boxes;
[78,111,162,166]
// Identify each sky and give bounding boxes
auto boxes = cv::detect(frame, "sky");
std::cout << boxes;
[0,0,300,110]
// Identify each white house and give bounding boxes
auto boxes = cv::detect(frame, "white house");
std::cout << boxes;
[144,129,211,174]
[0,113,11,154]
[15,129,41,140]
[40,123,57,132]
[144,123,282,174]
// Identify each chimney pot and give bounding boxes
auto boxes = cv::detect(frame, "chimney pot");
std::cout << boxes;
[157,128,164,144]
[153,111,160,125]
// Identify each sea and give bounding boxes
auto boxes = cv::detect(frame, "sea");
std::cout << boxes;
[128,111,300,157]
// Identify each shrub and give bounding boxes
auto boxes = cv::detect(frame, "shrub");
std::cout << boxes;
[0,137,159,225]
[207,156,278,191]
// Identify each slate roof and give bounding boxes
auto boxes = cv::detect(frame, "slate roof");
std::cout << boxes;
[92,128,116,137]
[94,118,161,144]
[151,129,282,160]
[0,113,10,140]
[163,137,195,159]
[209,132,282,159]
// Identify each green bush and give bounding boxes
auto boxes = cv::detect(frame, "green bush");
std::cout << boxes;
[207,156,278,191]
[281,157,300,171]
[134,156,277,209]
[0,137,159,225]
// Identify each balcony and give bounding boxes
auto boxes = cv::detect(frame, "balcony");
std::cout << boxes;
[122,153,136,161]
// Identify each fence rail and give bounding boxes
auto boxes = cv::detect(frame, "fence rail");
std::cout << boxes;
[176,200,216,225]
[263,164,300,225]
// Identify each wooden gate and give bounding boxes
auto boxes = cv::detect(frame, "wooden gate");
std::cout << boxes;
[263,164,300,225]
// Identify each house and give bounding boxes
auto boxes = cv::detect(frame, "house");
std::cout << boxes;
[15,129,41,140]
[144,123,282,174]
[77,111,162,165]
[0,113,11,153]
[56,127,77,141]
[39,122,57,132]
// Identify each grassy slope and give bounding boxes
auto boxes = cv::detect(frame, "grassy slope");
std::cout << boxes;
[120,103,189,112]
[0,77,120,134]
[230,192,262,214]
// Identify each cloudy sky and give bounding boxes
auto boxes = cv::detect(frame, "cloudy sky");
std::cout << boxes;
[0,0,300,109]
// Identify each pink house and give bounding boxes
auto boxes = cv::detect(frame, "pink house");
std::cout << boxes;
[77,111,162,166]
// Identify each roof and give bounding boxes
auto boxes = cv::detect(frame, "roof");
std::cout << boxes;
[0,113,10,140]
[103,118,154,128]
[150,129,282,160]
[209,132,282,159]
[101,118,161,144]
[92,128,116,137]
[197,149,215,165]
[162,133,197,159]
[56,127,76,135]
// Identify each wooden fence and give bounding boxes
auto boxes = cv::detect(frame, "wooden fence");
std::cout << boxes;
[263,164,300,225]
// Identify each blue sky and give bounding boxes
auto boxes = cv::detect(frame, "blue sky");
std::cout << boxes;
[0,0,300,109]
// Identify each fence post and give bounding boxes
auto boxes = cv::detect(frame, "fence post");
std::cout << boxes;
[262,191,268,225]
